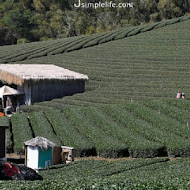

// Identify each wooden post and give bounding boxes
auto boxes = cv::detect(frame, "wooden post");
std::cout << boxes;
[24,145,27,166]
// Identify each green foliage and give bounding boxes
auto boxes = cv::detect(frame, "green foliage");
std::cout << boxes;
[6,128,13,153]
[64,107,127,158]
[0,116,9,127]
[11,113,33,154]
[0,0,189,45]
[124,103,190,157]
[83,106,163,158]
[17,38,30,44]
[98,30,124,44]
[83,31,113,48]
[28,111,61,146]
[44,108,95,157]
[3,8,34,40]
[158,0,183,19]
[114,27,135,40]
[140,22,161,32]
[1,16,190,63]
[0,117,12,152]
[1,16,190,159]
[48,36,85,55]
[127,25,146,36]
[2,158,190,189]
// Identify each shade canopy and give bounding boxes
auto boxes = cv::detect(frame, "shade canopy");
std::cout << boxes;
[0,85,23,99]
[24,136,57,150]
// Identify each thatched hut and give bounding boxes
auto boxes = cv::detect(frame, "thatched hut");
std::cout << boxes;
[0,64,88,105]
[24,136,57,170]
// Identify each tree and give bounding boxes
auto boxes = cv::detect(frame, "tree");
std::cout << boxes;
[158,0,182,19]
[3,8,35,41]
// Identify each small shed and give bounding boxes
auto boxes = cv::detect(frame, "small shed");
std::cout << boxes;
[24,136,56,170]
[0,64,88,105]
[0,125,8,159]
[61,146,74,164]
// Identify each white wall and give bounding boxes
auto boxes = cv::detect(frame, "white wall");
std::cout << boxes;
[17,82,31,105]
[27,146,39,170]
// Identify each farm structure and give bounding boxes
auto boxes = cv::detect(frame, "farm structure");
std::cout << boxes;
[0,64,88,105]
[24,136,57,170]
[61,146,74,164]
[24,136,74,170]
[0,85,23,115]
[0,125,8,159]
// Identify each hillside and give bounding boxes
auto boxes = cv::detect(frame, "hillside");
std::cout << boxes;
[0,16,189,63]
[0,16,190,158]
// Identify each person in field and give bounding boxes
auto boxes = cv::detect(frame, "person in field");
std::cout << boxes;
[176,91,182,99]
[176,91,185,99]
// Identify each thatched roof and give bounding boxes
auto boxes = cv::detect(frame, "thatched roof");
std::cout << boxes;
[0,85,23,98]
[0,64,88,85]
[24,136,57,150]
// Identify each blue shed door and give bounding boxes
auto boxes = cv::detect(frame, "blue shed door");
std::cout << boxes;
[38,148,52,168]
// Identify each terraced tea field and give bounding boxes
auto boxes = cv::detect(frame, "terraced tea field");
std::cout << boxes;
[1,99,190,158]
[0,16,189,63]
[0,16,190,159]
[4,16,189,106]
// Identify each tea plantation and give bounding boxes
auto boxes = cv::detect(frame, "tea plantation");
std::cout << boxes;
[0,16,189,157]
[1,158,190,189]
[0,16,190,188]
[4,99,190,158]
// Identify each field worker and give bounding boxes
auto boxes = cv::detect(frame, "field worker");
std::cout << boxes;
[176,91,182,99]
[182,93,185,99]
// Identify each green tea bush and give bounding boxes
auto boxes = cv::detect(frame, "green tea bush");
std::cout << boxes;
[65,33,102,51]
[0,117,12,152]
[11,113,33,154]
[86,106,163,158]
[140,22,161,32]
[0,16,189,63]
[127,26,147,36]
[44,108,96,157]
[180,16,190,21]
[166,17,183,25]
[114,27,135,40]
[28,111,61,145]
[125,103,190,157]
[98,29,123,44]
[48,37,85,55]
[64,107,127,158]
[83,31,114,48]
[0,116,9,127]
[153,20,168,29]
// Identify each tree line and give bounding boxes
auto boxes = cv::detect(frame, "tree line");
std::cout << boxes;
[0,0,189,45]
